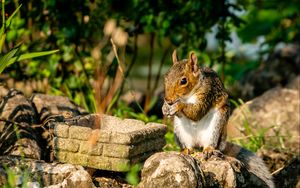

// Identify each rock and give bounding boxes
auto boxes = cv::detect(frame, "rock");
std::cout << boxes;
[93,172,133,188]
[256,148,296,172]
[236,44,300,100]
[30,93,88,123]
[228,87,300,153]
[286,75,300,90]
[9,138,41,159]
[272,156,300,188]
[138,152,267,188]
[30,94,89,162]
[47,168,95,188]
[0,89,41,159]
[138,152,200,188]
[0,155,95,188]
[0,89,37,124]
[0,85,9,100]
[0,90,91,161]
[54,114,167,172]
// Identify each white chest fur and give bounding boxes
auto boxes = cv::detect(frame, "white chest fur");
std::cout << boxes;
[174,108,221,149]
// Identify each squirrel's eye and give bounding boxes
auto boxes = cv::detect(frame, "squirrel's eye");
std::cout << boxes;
[180,77,187,85]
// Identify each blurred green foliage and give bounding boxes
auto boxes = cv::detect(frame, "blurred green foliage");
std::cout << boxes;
[1,0,244,113]
[2,165,31,188]
[0,3,58,74]
[238,0,300,47]
[1,0,298,112]
[1,1,298,185]
[1,1,298,166]
[125,163,142,185]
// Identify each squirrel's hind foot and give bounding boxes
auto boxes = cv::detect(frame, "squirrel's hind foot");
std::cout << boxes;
[180,148,194,155]
[203,146,224,160]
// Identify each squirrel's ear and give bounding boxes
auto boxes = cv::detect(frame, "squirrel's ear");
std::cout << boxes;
[172,49,178,64]
[189,52,199,73]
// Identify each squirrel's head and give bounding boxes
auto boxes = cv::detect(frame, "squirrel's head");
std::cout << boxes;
[164,50,201,104]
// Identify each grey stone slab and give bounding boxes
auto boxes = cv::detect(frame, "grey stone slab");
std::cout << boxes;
[102,137,166,158]
[53,114,167,172]
[129,137,166,157]
[102,143,132,158]
[58,114,167,145]
[99,115,167,144]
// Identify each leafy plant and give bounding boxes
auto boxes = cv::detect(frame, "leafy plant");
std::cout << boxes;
[113,101,161,123]
[238,0,300,49]
[2,163,33,188]
[125,163,142,185]
[1,0,246,114]
[229,99,273,152]
[164,131,180,152]
[0,2,58,74]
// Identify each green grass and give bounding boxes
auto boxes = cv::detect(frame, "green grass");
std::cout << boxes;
[229,99,287,152]
[125,163,142,185]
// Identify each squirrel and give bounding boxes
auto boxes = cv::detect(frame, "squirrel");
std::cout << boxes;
[162,50,274,188]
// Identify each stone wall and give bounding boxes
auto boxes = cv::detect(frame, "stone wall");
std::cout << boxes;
[53,114,167,172]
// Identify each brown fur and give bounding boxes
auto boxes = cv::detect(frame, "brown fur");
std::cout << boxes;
[163,50,274,188]
[164,53,229,122]
[163,51,230,152]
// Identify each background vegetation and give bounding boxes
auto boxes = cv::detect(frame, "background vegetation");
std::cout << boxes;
[1,0,299,150]
[1,0,299,186]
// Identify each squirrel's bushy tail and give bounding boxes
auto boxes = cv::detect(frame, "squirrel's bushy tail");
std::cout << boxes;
[224,142,275,188]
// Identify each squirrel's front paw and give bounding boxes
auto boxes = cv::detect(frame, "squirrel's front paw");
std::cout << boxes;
[162,102,171,116]
[168,103,180,116]
[162,101,181,117]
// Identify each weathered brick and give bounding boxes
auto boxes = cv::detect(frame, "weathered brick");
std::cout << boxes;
[87,156,111,170]
[54,137,79,152]
[102,143,131,158]
[66,153,88,166]
[97,129,111,143]
[109,132,132,144]
[52,114,168,172]
[80,141,103,155]
[109,158,130,172]
[54,150,68,162]
[102,138,166,158]
[129,137,166,157]
[54,123,69,138]
[69,125,91,140]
